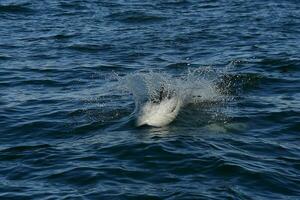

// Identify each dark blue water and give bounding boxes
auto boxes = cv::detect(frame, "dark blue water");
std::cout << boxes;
[1,0,300,199]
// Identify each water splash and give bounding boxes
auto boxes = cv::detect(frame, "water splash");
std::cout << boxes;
[116,67,229,127]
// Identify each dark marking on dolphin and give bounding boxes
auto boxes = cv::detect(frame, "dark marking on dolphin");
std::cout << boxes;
[150,85,174,104]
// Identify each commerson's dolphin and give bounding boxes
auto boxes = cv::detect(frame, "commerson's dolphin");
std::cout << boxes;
[136,85,182,127]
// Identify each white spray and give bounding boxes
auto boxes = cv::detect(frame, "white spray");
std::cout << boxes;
[118,68,223,127]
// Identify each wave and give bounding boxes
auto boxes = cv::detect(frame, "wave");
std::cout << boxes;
[0,3,33,14]
[0,54,12,60]
[67,43,113,53]
[159,0,191,6]
[106,11,166,24]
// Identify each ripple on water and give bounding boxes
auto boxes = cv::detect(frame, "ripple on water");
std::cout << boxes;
[0,3,33,14]
[1,0,300,199]
[106,11,167,24]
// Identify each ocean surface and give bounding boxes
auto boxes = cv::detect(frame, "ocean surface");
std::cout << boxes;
[1,0,300,199]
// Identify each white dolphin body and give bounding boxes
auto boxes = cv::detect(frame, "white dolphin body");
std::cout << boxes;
[136,96,182,127]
